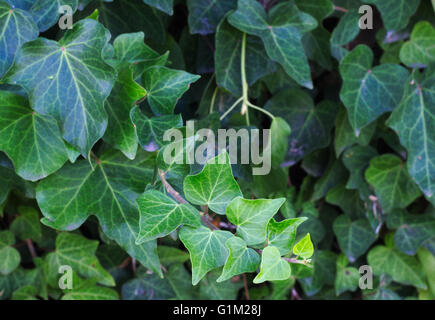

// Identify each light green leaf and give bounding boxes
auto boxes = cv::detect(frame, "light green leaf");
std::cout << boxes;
[135,190,201,243]
[226,197,285,246]
[333,215,377,262]
[130,106,183,151]
[183,151,243,215]
[253,246,291,284]
[62,278,118,300]
[365,0,420,31]
[3,19,116,156]
[339,45,409,133]
[400,21,435,67]
[228,0,317,89]
[365,154,421,212]
[0,247,20,275]
[45,233,114,287]
[293,233,314,259]
[217,237,260,282]
[267,217,307,255]
[187,0,236,35]
[0,1,38,77]
[37,149,162,276]
[143,66,200,115]
[179,225,233,285]
[0,91,68,181]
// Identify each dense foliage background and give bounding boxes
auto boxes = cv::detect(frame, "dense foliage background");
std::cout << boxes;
[0,0,434,300]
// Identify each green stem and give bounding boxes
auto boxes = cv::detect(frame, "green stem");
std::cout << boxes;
[240,33,250,126]
[246,101,275,120]
[219,97,243,121]
[209,86,218,114]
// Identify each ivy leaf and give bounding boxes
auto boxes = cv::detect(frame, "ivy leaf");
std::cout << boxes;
[215,18,275,97]
[267,217,307,255]
[36,149,162,276]
[295,0,334,22]
[200,269,243,300]
[330,9,360,61]
[122,272,175,300]
[0,1,38,78]
[253,246,291,284]
[183,151,242,215]
[217,237,260,282]
[179,226,233,285]
[228,0,317,89]
[0,231,20,275]
[266,89,337,166]
[0,91,68,181]
[293,233,314,259]
[29,0,78,32]
[339,45,409,134]
[187,0,236,35]
[10,206,42,242]
[45,233,114,287]
[365,0,420,31]
[135,190,201,243]
[366,154,421,212]
[333,215,377,262]
[368,239,427,289]
[3,19,115,156]
[226,197,285,246]
[387,70,435,205]
[143,0,173,15]
[342,145,378,190]
[335,254,360,296]
[167,264,198,299]
[400,21,435,68]
[269,117,291,168]
[130,106,183,151]
[62,281,118,300]
[143,66,200,115]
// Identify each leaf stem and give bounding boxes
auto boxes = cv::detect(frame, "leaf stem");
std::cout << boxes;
[209,86,218,114]
[242,273,250,300]
[219,97,243,121]
[246,101,275,120]
[25,239,36,259]
[158,169,188,204]
[333,5,348,13]
[240,33,250,126]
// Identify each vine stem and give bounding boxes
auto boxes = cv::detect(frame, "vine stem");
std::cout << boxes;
[242,274,250,300]
[334,5,348,13]
[246,101,275,120]
[25,239,36,259]
[240,32,250,126]
[219,97,243,121]
[209,86,218,114]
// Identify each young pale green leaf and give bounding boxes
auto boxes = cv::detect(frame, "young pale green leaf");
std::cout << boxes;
[400,21,435,68]
[365,0,420,31]
[0,1,38,77]
[228,0,317,89]
[0,91,68,181]
[266,89,337,166]
[187,0,236,35]
[226,197,285,246]
[62,284,119,300]
[179,226,233,285]
[10,206,42,242]
[143,0,173,15]
[217,237,260,282]
[45,233,114,287]
[130,106,183,151]
[183,151,242,215]
[143,66,200,115]
[387,70,435,206]
[339,45,409,134]
[368,243,427,290]
[253,246,291,284]
[135,190,201,243]
[333,215,377,262]
[293,233,314,259]
[215,18,275,97]
[365,154,421,212]
[3,19,116,156]
[103,65,146,160]
[37,149,162,276]
[267,217,307,255]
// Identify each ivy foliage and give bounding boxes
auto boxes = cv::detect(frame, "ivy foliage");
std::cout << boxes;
[0,0,434,300]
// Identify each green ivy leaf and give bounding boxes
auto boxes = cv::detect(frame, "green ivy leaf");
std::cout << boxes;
[10,206,42,242]
[62,281,118,300]
[342,145,378,190]
[333,215,377,262]
[179,225,233,285]
[226,197,285,246]
[293,233,314,259]
[143,0,173,15]
[29,0,78,32]
[267,217,307,255]
[183,152,242,215]
[295,0,333,22]
[143,66,200,115]
[365,0,420,31]
[228,0,317,89]
[365,154,421,212]
[253,246,291,284]
[339,45,409,134]
[0,91,68,181]
[0,1,38,78]
[200,269,243,300]
[330,9,360,61]
[187,0,236,35]
[135,190,201,243]
[3,19,116,156]
[37,149,162,276]
[122,272,175,300]
[334,254,360,296]
[400,21,435,67]
[217,237,260,282]
[0,231,20,276]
